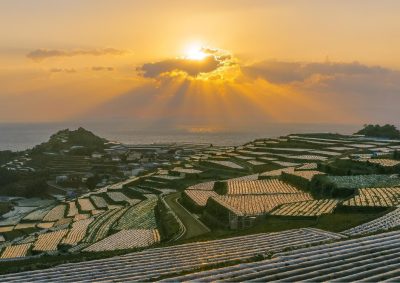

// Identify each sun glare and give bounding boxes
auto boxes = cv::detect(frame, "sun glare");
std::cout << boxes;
[184,44,208,60]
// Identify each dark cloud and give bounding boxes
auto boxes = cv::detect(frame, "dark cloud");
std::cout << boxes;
[27,48,127,61]
[243,61,389,84]
[137,56,221,78]
[92,66,114,71]
[50,68,77,73]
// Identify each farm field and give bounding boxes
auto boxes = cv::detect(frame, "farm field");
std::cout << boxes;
[270,199,340,217]
[32,229,68,252]
[77,198,95,212]
[1,131,400,277]
[0,228,342,281]
[213,193,313,216]
[343,208,400,236]
[42,205,66,222]
[326,175,400,189]
[84,229,160,252]
[89,195,108,209]
[114,199,158,230]
[183,190,219,207]
[61,218,93,246]
[166,230,400,282]
[342,187,400,208]
[0,243,31,259]
[226,179,301,195]
[106,192,141,205]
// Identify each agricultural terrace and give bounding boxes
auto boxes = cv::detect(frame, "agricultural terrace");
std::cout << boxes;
[0,226,14,233]
[74,214,90,221]
[23,206,54,221]
[212,193,313,216]
[270,199,340,217]
[33,229,68,252]
[0,243,31,259]
[89,195,108,209]
[84,208,128,243]
[77,198,95,212]
[183,190,219,207]
[259,167,295,178]
[114,198,158,230]
[54,218,72,227]
[185,181,215,191]
[14,223,36,230]
[37,222,54,229]
[106,192,141,205]
[226,179,301,195]
[285,155,328,161]
[66,201,78,217]
[42,204,66,222]
[342,187,400,208]
[343,208,400,236]
[165,230,400,282]
[205,160,244,170]
[84,229,160,252]
[61,218,94,246]
[285,170,326,181]
[0,228,342,281]
[296,163,318,170]
[272,161,301,167]
[364,159,400,167]
[325,174,400,189]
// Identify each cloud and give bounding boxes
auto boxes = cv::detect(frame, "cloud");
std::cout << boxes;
[243,60,389,84]
[27,48,127,61]
[50,68,77,73]
[137,48,236,79]
[92,66,114,71]
[137,56,221,78]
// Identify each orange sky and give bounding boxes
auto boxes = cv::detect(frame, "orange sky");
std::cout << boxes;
[1,0,400,129]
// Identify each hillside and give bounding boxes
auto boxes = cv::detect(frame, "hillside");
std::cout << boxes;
[355,124,400,139]
[32,127,107,155]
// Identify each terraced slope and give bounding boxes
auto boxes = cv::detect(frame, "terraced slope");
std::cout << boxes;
[165,230,400,282]
[84,208,128,243]
[0,228,342,282]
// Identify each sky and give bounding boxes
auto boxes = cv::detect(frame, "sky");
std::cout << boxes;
[1,0,400,131]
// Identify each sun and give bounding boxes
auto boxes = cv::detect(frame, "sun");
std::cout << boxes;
[184,44,208,60]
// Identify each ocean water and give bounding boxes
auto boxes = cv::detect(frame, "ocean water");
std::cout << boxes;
[0,122,361,151]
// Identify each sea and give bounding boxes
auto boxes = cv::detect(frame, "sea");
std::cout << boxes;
[0,122,361,151]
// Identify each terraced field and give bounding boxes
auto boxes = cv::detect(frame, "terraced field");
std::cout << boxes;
[89,195,108,209]
[270,199,340,217]
[23,206,54,221]
[0,243,31,259]
[183,190,219,207]
[343,208,400,236]
[165,230,400,282]
[42,204,66,222]
[84,229,160,252]
[326,174,400,189]
[342,187,400,208]
[106,192,141,205]
[77,198,95,212]
[114,199,158,230]
[84,208,128,243]
[32,229,68,252]
[0,228,342,281]
[66,201,78,217]
[226,179,300,195]
[285,170,325,181]
[212,193,313,216]
[61,218,94,246]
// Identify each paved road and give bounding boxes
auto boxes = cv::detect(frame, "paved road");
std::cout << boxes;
[165,193,210,239]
